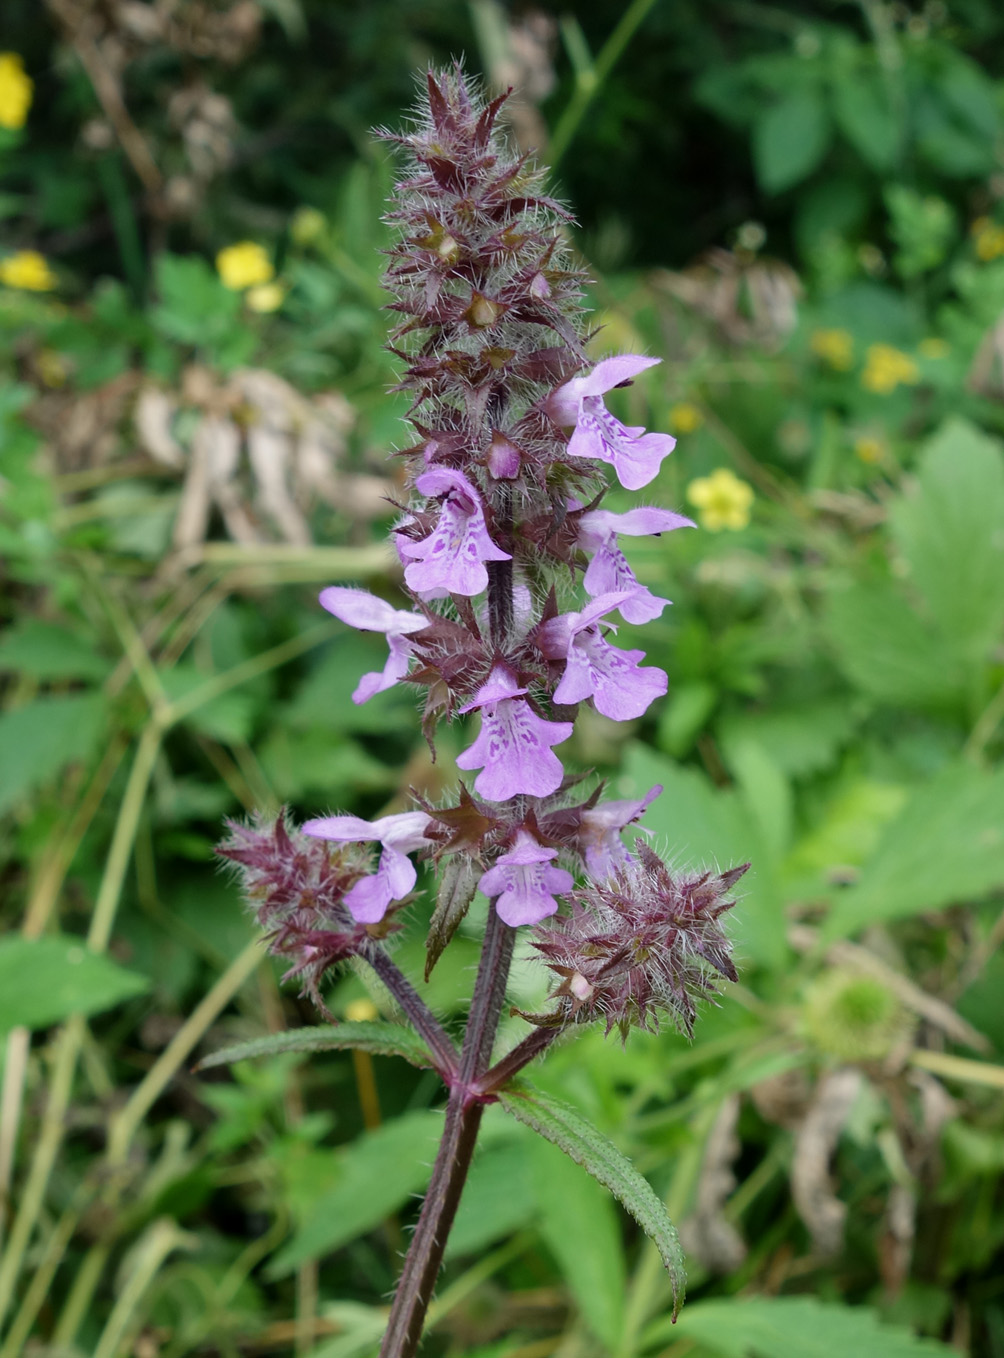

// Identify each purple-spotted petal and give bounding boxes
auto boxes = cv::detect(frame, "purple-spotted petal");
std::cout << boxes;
[458,664,527,712]
[582,543,669,624]
[578,631,667,719]
[456,697,572,801]
[479,832,573,926]
[399,477,511,598]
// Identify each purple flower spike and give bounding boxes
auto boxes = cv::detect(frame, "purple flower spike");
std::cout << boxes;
[579,785,662,879]
[456,666,573,802]
[539,593,668,721]
[577,506,694,624]
[319,586,427,704]
[547,355,677,491]
[479,830,574,926]
[398,466,511,598]
[302,811,433,923]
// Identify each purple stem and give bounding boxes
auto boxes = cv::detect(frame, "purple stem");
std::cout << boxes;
[477,1022,562,1096]
[367,949,459,1080]
[378,905,515,1358]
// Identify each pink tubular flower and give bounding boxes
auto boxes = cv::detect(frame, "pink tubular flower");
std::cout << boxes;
[577,506,694,624]
[456,665,573,802]
[319,586,427,704]
[547,355,676,491]
[479,830,574,926]
[579,785,662,879]
[538,592,667,721]
[301,811,433,923]
[398,466,511,598]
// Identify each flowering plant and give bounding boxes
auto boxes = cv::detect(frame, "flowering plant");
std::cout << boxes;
[215,67,746,1358]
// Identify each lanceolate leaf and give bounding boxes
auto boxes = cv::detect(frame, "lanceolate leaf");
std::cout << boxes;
[425,856,480,980]
[197,1021,435,1071]
[497,1083,686,1316]
[656,1295,956,1357]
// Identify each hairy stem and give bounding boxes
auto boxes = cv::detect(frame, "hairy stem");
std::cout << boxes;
[478,1023,562,1095]
[367,950,459,1080]
[379,907,514,1358]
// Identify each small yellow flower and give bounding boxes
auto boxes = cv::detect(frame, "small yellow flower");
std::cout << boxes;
[971,216,1004,262]
[216,241,274,291]
[918,336,949,359]
[345,997,379,1022]
[290,206,326,247]
[809,328,854,371]
[861,343,919,394]
[245,281,285,313]
[668,401,703,433]
[36,348,68,387]
[687,468,754,532]
[0,53,32,131]
[0,250,57,291]
[854,434,886,464]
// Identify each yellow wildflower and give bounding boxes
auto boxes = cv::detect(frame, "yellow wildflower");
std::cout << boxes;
[971,216,1004,262]
[918,336,949,359]
[0,53,32,131]
[810,328,854,371]
[290,206,326,246]
[854,434,886,464]
[668,401,703,433]
[36,349,68,388]
[245,282,285,313]
[687,468,754,532]
[0,250,57,291]
[216,241,274,290]
[861,343,919,394]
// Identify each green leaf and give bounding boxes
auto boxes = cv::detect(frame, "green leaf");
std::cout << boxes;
[753,90,831,193]
[0,620,111,680]
[530,1134,626,1349]
[197,1022,436,1072]
[825,583,962,709]
[832,74,900,171]
[659,1295,956,1357]
[890,417,1004,660]
[425,857,479,981]
[717,699,857,779]
[0,936,149,1033]
[824,764,1004,940]
[266,1110,442,1276]
[0,693,108,817]
[497,1084,686,1317]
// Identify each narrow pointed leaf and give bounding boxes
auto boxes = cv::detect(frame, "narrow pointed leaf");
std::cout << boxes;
[425,856,479,980]
[197,1021,434,1071]
[498,1083,685,1316]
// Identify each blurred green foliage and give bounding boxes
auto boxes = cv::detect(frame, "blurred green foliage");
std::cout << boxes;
[1,2,1004,1356]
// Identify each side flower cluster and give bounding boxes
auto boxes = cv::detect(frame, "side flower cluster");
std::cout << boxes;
[222,67,741,1040]
[217,812,386,1007]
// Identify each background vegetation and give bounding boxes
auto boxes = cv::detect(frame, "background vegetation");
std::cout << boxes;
[2,2,1004,1355]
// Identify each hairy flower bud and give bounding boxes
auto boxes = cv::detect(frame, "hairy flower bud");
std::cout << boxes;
[529,846,747,1038]
[216,811,390,1008]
